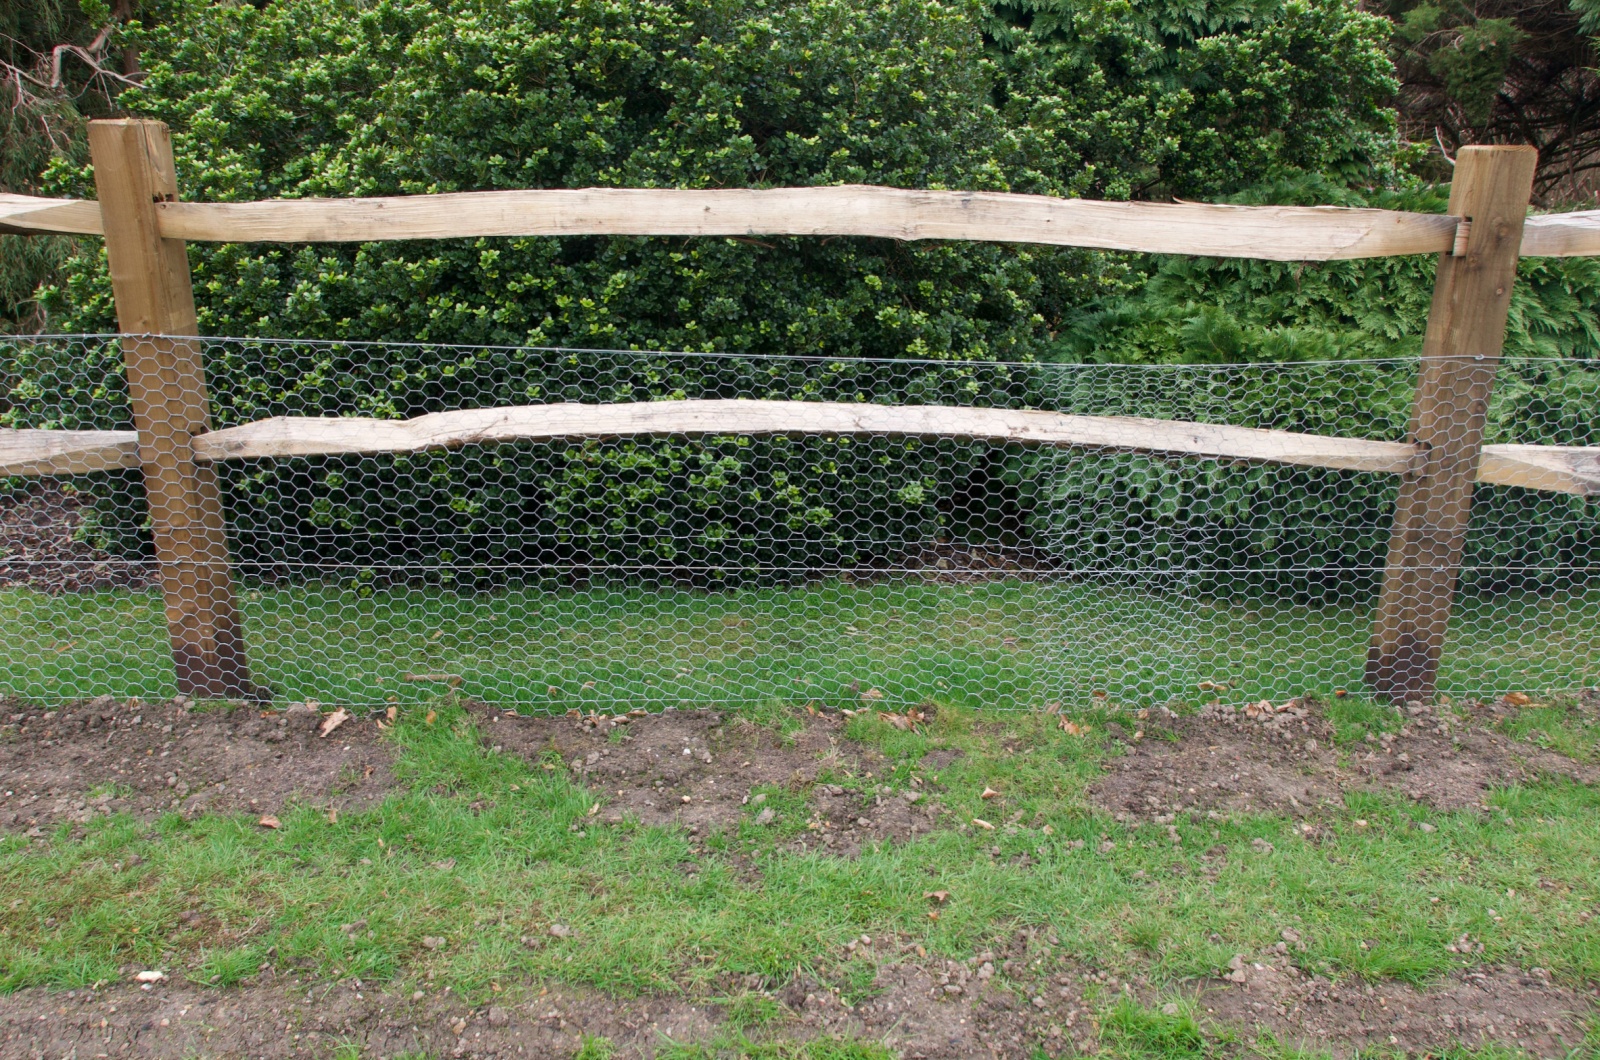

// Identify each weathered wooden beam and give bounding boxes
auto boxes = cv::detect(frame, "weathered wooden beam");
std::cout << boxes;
[9,407,1596,496]
[0,193,104,236]
[151,187,1459,260]
[189,400,1420,469]
[1366,146,1540,706]
[88,119,261,701]
[0,428,141,476]
[1519,209,1600,257]
[7,187,1600,260]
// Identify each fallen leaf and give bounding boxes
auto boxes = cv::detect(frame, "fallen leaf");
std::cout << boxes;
[422,936,447,950]
[1504,691,1532,707]
[972,817,995,830]
[549,924,574,938]
[317,708,350,738]
[981,787,999,800]
[1059,718,1085,735]
[134,970,166,983]
[257,815,281,829]
[860,688,885,702]
[1334,689,1349,698]
[548,685,561,697]
[588,802,599,817]
[927,910,940,921]
[385,706,398,724]
[581,680,596,690]
[923,890,950,903]
[326,808,338,825]
[425,710,437,726]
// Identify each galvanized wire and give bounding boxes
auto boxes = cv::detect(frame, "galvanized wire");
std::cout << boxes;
[2,334,1595,710]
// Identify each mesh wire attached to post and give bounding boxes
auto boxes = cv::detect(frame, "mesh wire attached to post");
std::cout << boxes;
[2,334,1596,711]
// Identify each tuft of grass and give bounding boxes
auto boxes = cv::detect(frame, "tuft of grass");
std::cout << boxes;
[1098,995,1213,1058]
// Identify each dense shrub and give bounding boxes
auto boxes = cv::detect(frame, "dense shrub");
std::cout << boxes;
[19,0,1410,578]
[1034,180,1600,594]
[984,0,1406,199]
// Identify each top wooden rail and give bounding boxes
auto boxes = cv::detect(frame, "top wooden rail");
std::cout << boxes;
[5,186,1597,260]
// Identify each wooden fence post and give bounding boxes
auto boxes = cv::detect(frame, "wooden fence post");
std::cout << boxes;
[1365,145,1538,705]
[88,119,261,700]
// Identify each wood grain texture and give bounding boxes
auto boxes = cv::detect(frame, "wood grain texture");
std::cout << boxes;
[1477,444,1600,495]
[152,186,1461,261]
[0,428,140,476]
[89,119,259,701]
[1519,209,1600,257]
[1366,146,1540,705]
[0,193,104,236]
[189,400,1421,470]
[8,187,1600,260]
[8,412,1596,496]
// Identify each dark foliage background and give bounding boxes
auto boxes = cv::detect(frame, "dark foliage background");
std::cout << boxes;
[2,0,1597,591]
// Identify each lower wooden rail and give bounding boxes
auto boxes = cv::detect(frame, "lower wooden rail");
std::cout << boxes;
[5,404,1597,495]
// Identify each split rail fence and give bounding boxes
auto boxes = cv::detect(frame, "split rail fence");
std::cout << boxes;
[2,120,1599,706]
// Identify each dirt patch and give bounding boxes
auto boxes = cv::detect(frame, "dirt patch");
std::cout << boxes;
[1201,956,1596,1058]
[0,697,394,833]
[474,705,945,856]
[0,485,156,594]
[1090,697,1600,821]
[0,928,1086,1060]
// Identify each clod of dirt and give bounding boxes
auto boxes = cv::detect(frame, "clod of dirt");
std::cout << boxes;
[0,696,394,832]
[474,705,943,856]
[0,485,157,594]
[1090,697,1600,820]
[1202,957,1595,1058]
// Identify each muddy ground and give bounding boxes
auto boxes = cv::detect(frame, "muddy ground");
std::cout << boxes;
[1,695,1597,1056]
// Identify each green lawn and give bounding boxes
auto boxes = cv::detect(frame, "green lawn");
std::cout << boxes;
[2,578,1597,710]
[1,699,1597,1058]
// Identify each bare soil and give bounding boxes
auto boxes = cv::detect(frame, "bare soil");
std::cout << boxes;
[2,698,1596,1056]
[0,697,394,833]
[0,953,1591,1059]
[1090,695,1600,821]
[1199,957,1596,1058]
[473,704,945,856]
[0,485,156,595]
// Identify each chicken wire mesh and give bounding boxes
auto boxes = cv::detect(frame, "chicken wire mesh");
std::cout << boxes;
[2,333,1596,711]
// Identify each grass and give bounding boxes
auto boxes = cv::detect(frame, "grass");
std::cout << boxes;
[1,578,1596,710]
[1,697,1598,1057]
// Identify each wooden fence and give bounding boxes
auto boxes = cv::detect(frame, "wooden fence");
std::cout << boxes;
[2,119,1598,705]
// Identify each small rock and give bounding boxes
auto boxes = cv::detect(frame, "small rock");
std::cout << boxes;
[487,1005,510,1027]
[754,808,776,826]
[1251,838,1274,854]
[422,936,447,950]
[549,924,574,938]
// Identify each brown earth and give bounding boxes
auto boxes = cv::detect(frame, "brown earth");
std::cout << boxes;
[0,696,394,833]
[1090,694,1600,822]
[2,697,1596,1056]
[472,704,945,856]
[0,485,156,595]
[1198,957,1596,1058]
[0,950,1592,1059]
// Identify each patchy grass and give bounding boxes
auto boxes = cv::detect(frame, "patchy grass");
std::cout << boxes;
[2,580,1596,711]
[1,695,1598,1057]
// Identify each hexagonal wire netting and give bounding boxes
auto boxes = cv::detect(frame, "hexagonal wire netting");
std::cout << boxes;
[2,334,1596,712]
